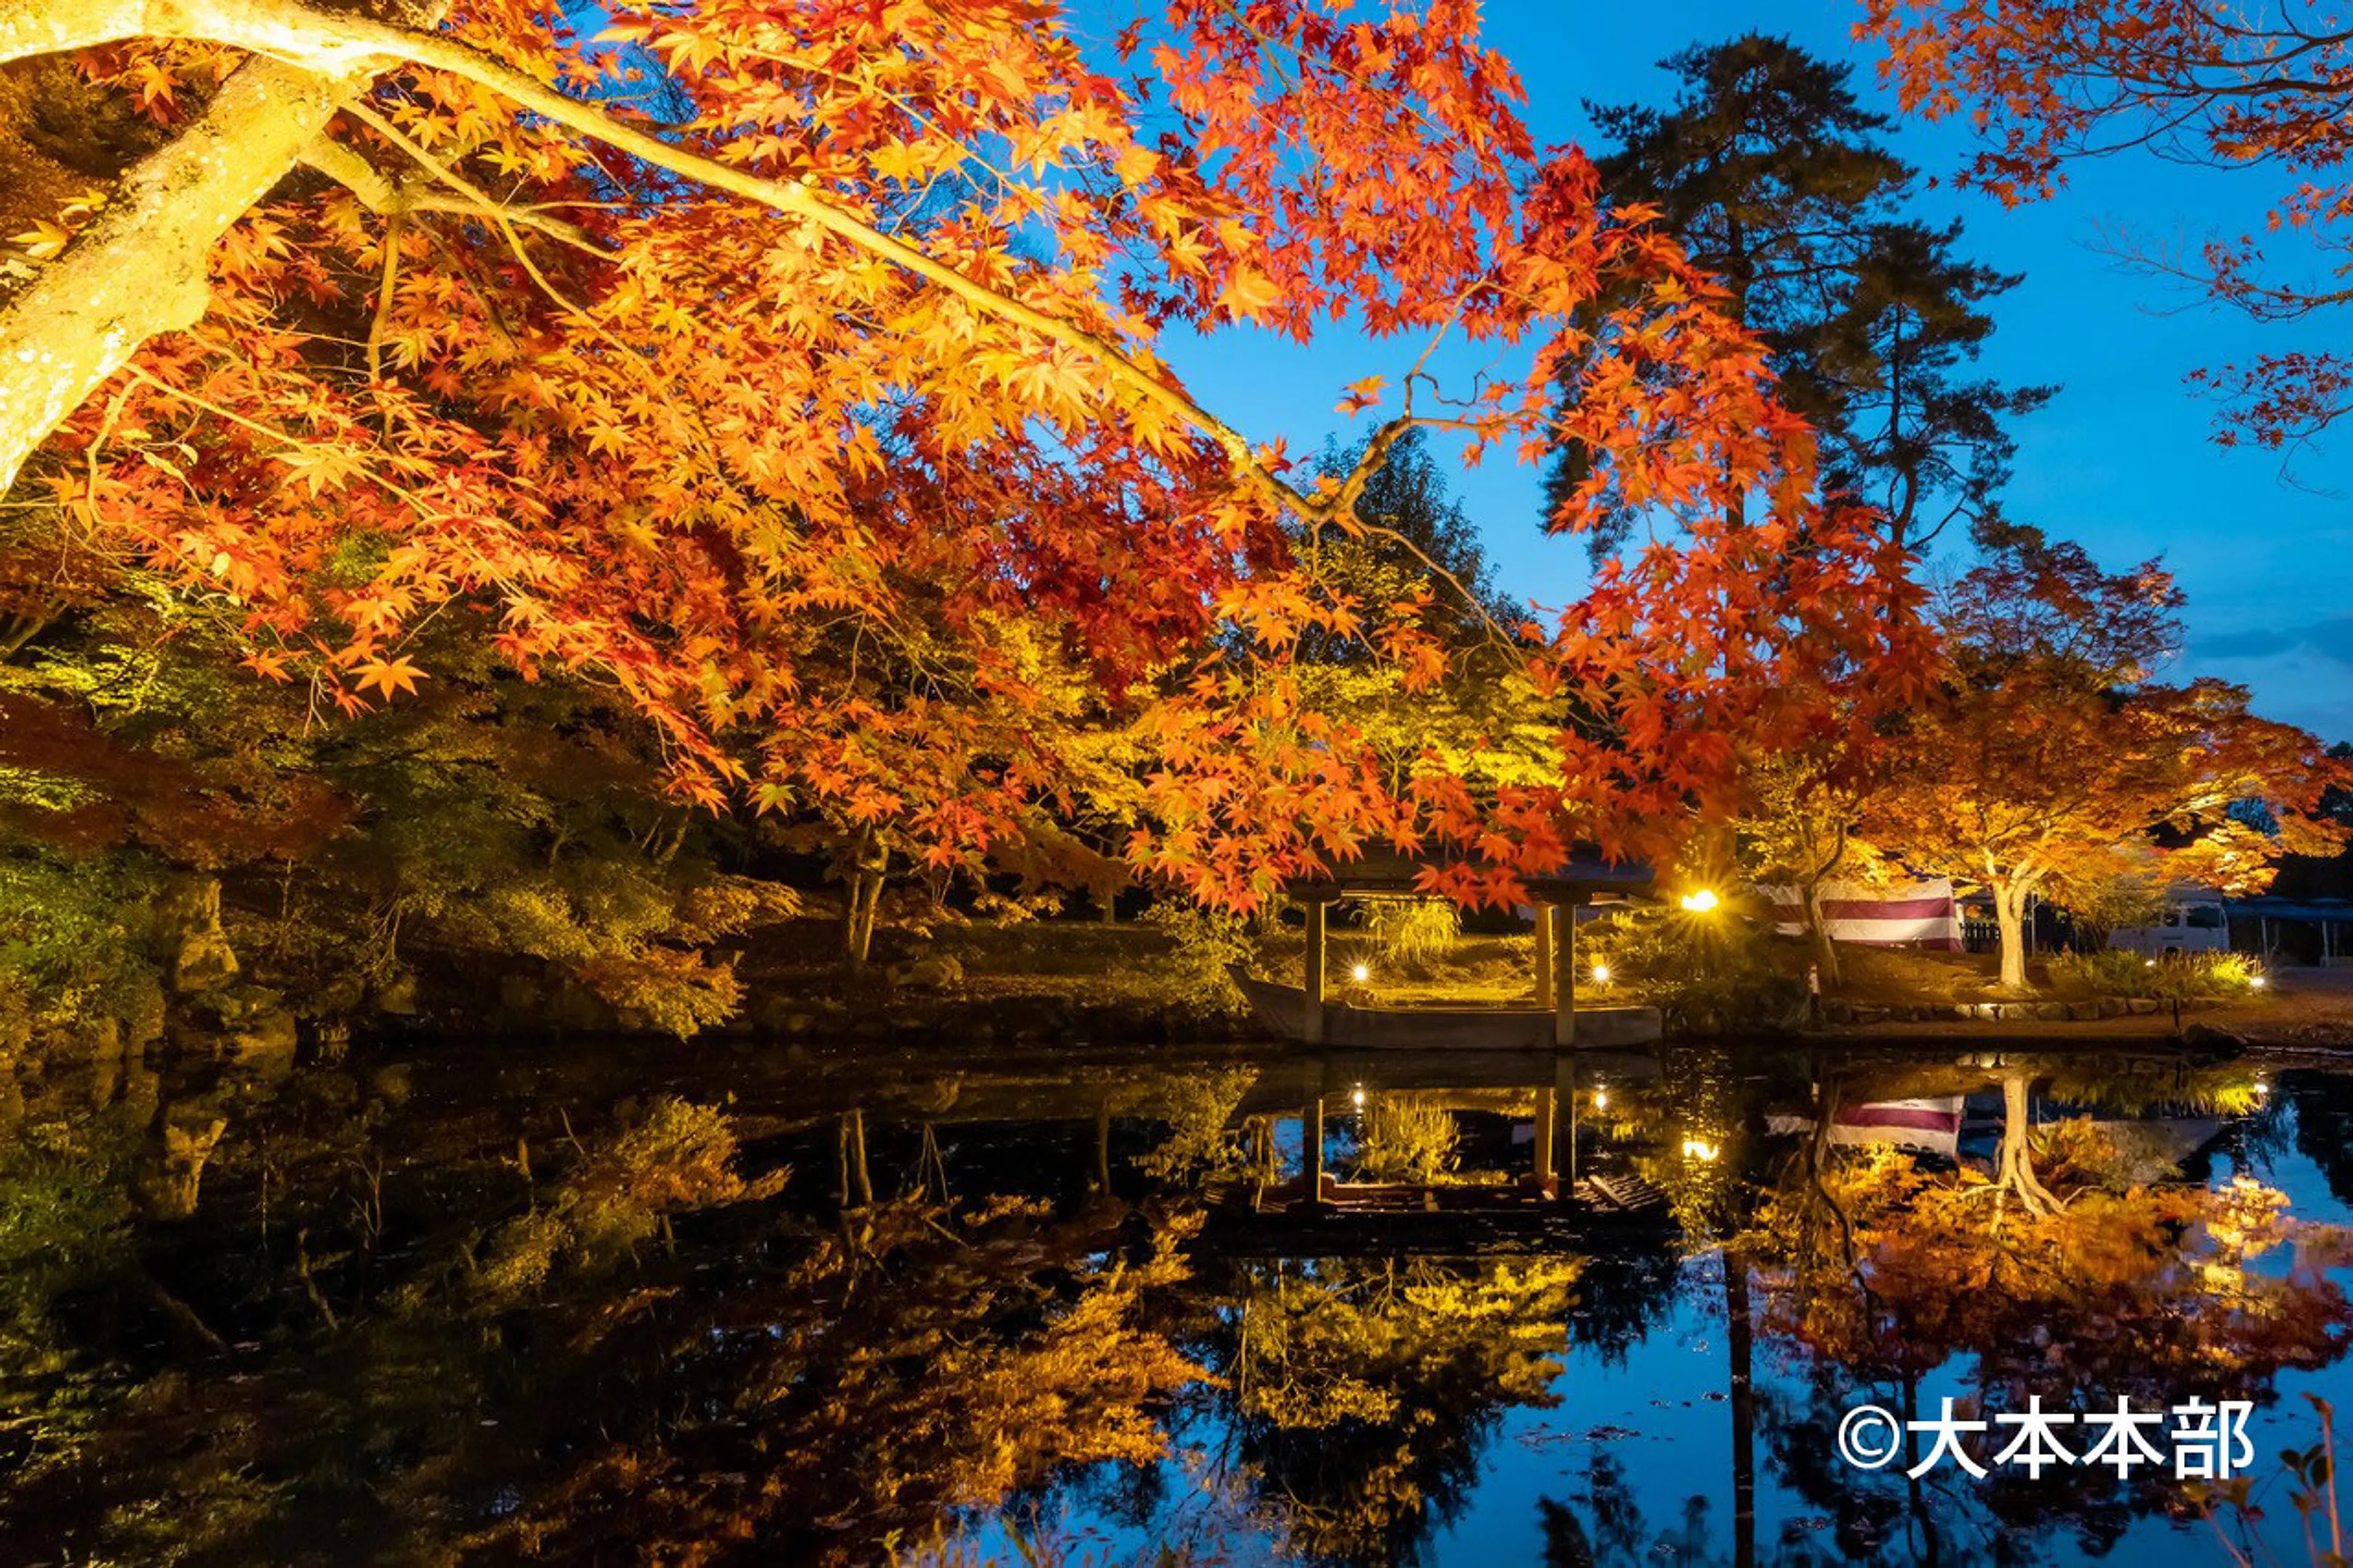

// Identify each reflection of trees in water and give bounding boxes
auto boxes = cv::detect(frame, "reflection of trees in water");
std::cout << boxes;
[414,1199,1202,1564]
[1531,1054,2353,1568]
[0,1085,1210,1565]
[1536,1450,1726,1567]
[22,1050,2353,1565]
[2290,1071,2353,1212]
[1562,1247,1681,1365]
[1745,1130,2353,1564]
[1194,1254,1580,1566]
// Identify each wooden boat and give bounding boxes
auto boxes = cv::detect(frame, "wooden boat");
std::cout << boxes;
[1196,1169,1674,1256]
[1230,966,1662,1049]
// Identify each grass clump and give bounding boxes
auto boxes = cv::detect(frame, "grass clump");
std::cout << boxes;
[2047,949,2262,1002]
[1355,899,1461,971]
[1584,906,1797,1034]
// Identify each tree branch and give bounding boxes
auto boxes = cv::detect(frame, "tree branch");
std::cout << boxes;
[299,132,602,252]
[18,0,1398,526]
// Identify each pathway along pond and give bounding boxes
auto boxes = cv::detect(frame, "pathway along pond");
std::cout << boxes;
[7,1033,2353,1565]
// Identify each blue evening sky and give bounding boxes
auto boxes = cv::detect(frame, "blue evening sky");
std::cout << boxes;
[1145,0,2353,743]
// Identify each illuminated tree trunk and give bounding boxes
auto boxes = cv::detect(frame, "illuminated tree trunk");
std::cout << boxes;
[840,829,886,969]
[0,49,373,494]
[1992,877,2031,992]
[1801,872,1841,989]
[1991,1073,2058,1217]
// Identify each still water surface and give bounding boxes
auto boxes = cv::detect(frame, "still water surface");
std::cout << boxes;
[5,1035,2352,1566]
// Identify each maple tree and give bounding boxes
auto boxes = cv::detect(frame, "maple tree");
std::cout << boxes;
[0,0,1926,920]
[1738,742,1893,988]
[1859,0,2353,453]
[1869,523,2344,990]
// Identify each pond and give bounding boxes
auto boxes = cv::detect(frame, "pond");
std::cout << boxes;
[4,1033,2352,1566]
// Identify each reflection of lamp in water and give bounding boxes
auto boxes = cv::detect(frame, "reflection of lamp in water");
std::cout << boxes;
[1681,1137,1720,1162]
[1679,889,1720,914]
[2253,974,2269,989]
[1591,962,1612,984]
[1351,962,1371,984]
[1350,1085,1366,1108]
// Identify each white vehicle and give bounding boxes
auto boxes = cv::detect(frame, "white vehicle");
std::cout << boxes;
[2109,890,2230,957]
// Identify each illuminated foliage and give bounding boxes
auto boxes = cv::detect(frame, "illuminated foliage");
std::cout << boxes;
[1212,1254,1582,1562]
[0,576,794,1036]
[1869,524,2346,989]
[0,0,1926,915]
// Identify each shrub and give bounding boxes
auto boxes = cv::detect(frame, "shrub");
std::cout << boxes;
[0,853,163,1040]
[1348,1093,1460,1183]
[1138,902,1256,1014]
[1581,905,1798,1034]
[2047,949,2260,1002]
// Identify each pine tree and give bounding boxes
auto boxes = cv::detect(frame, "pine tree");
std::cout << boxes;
[1549,34,2052,552]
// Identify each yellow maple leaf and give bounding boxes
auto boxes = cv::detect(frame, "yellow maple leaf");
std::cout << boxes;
[1217,266,1280,322]
[354,656,428,698]
[11,219,71,261]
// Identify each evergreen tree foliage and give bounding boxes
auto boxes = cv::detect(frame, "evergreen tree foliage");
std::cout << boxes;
[1549,34,2053,553]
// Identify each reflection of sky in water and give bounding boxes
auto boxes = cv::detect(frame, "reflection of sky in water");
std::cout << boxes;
[971,1081,2353,1567]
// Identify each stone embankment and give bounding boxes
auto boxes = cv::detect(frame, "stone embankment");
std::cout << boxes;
[1822,996,2173,1026]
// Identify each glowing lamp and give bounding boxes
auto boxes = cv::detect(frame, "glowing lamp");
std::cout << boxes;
[1681,1138,1721,1163]
[1350,962,1371,984]
[1679,889,1721,914]
[1593,1088,1609,1111]
[2252,975,2268,989]
[1591,962,1612,984]
[1350,1086,1366,1108]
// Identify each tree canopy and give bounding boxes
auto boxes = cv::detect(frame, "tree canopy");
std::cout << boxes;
[1554,33,2052,554]
[1859,0,2353,453]
[0,0,1926,914]
[1871,524,2346,987]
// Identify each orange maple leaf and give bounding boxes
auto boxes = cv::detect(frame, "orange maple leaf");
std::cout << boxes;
[1217,266,1280,322]
[353,656,428,698]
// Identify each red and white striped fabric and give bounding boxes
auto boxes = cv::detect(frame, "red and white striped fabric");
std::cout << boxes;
[1767,1097,1966,1158]
[1759,878,1962,951]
